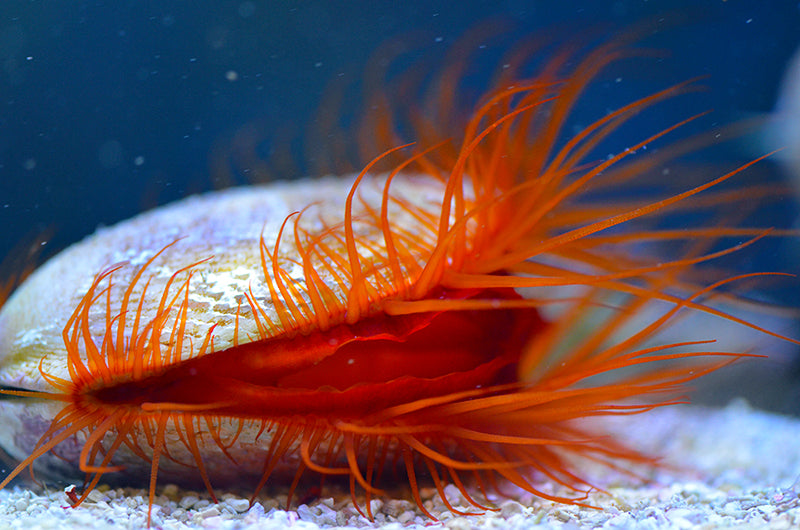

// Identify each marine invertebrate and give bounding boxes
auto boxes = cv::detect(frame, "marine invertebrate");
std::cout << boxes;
[0,37,794,527]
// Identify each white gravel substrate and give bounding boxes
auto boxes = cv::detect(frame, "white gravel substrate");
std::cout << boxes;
[1,400,799,529]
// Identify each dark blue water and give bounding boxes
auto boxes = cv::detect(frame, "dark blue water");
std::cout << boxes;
[0,1,798,409]
[1,0,798,254]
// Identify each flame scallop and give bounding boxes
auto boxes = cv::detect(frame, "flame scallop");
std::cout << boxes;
[0,37,795,524]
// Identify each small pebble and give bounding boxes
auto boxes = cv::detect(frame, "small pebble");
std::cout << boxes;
[196,505,221,519]
[160,484,180,499]
[500,500,525,516]
[397,510,416,523]
[178,495,199,509]
[226,497,251,513]
[296,504,315,522]
[86,489,107,503]
[445,516,473,529]
[193,499,211,510]
[385,499,414,516]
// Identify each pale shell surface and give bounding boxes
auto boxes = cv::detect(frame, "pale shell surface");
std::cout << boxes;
[0,173,444,482]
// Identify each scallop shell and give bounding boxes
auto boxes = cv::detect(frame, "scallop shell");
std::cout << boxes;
[0,173,445,483]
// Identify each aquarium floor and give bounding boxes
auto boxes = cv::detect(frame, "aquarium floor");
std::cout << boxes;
[1,400,799,529]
